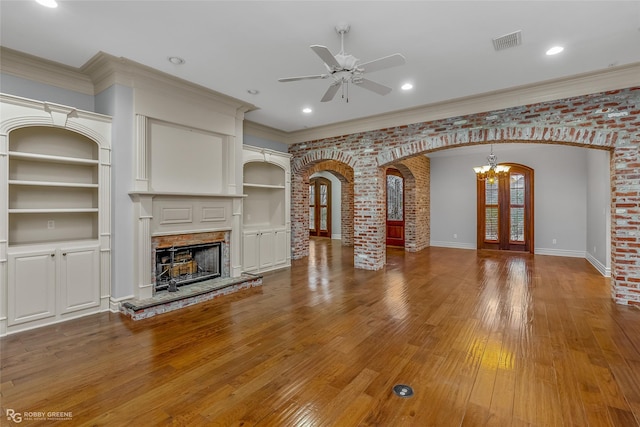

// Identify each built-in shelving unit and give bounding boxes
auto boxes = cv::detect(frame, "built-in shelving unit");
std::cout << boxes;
[8,126,100,246]
[1,94,112,335]
[242,146,291,273]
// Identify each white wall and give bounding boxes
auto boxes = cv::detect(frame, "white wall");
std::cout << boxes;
[244,133,289,154]
[310,171,342,240]
[430,143,604,257]
[0,73,94,112]
[586,149,611,275]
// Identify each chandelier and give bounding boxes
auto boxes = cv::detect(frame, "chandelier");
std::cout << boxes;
[473,145,510,184]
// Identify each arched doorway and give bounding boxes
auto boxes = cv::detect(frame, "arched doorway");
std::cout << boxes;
[309,177,331,238]
[477,163,534,252]
[386,169,405,247]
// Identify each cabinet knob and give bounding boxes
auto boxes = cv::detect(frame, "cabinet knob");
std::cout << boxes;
[51,253,55,258]
[62,252,67,256]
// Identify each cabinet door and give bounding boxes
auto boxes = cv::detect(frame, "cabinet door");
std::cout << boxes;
[243,231,260,273]
[259,229,275,270]
[274,229,288,267]
[7,249,56,325]
[58,245,100,314]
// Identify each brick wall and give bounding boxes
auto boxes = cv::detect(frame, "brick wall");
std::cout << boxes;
[289,88,640,305]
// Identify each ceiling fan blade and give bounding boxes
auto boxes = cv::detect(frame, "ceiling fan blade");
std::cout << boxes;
[321,83,341,102]
[310,45,341,70]
[354,78,392,96]
[359,53,406,73]
[278,74,327,82]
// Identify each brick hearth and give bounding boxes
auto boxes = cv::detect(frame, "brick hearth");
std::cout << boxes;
[121,273,262,320]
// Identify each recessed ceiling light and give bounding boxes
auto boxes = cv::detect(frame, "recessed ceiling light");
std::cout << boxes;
[546,46,564,56]
[247,89,259,95]
[401,83,413,91]
[168,56,185,65]
[36,0,58,8]
[302,107,312,114]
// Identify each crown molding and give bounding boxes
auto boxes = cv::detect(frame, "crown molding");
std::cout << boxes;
[80,51,136,93]
[0,47,256,114]
[82,52,256,114]
[283,62,640,145]
[0,47,94,95]
[244,120,288,142]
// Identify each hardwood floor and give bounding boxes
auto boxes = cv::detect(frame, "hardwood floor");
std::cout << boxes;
[2,239,640,426]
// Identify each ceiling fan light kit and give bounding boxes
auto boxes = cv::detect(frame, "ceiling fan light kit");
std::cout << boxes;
[278,23,406,103]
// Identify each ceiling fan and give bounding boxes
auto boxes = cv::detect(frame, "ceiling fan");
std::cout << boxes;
[278,23,406,102]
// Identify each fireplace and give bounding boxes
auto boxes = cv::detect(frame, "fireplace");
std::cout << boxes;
[155,242,221,291]
[151,231,230,293]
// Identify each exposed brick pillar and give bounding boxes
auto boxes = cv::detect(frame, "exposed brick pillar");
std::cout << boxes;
[291,172,309,260]
[611,144,640,306]
[341,180,354,246]
[354,162,386,270]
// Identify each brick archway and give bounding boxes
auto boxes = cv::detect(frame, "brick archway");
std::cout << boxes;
[292,159,354,260]
[289,88,640,306]
[389,156,431,252]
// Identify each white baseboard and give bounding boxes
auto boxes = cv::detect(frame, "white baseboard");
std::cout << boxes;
[534,248,586,258]
[586,252,611,277]
[110,294,134,312]
[430,241,476,250]
[331,234,342,240]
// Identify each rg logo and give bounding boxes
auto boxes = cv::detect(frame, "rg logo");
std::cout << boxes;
[6,409,22,423]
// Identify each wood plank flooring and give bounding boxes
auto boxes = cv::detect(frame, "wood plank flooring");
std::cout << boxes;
[2,239,640,426]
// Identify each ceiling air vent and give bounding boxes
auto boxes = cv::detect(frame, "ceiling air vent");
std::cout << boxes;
[492,30,522,51]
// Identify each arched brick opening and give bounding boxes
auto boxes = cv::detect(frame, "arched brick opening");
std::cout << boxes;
[291,157,355,260]
[390,156,431,253]
[289,88,639,305]
[308,160,354,246]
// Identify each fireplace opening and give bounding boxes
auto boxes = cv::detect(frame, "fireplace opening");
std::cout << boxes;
[155,242,221,292]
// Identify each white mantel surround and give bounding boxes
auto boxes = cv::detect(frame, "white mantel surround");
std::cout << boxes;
[130,115,244,300]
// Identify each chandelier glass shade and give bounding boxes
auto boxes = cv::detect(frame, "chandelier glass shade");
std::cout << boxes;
[473,147,510,184]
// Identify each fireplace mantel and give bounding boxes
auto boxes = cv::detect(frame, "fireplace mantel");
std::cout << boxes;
[132,192,243,300]
[129,112,247,300]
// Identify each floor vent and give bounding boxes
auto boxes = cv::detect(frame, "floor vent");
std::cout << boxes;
[393,384,414,398]
[492,30,522,51]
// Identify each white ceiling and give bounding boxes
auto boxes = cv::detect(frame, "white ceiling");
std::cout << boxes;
[1,1,639,134]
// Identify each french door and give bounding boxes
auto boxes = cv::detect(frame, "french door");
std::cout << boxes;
[309,177,331,237]
[477,164,534,252]
[386,169,405,247]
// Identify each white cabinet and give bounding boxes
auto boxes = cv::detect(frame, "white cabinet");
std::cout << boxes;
[58,244,100,314]
[242,230,260,273]
[7,243,100,326]
[273,228,288,266]
[1,94,111,335]
[7,248,57,325]
[242,146,291,273]
[242,228,289,274]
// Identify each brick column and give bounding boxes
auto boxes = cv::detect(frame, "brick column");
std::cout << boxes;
[354,161,386,270]
[291,172,309,260]
[611,144,640,306]
[341,180,354,246]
